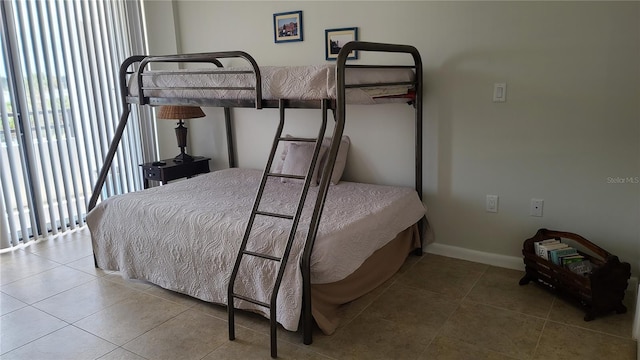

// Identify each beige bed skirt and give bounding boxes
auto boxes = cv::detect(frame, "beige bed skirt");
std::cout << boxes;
[311,224,421,335]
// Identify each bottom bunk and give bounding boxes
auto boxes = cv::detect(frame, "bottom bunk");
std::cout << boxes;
[86,168,426,334]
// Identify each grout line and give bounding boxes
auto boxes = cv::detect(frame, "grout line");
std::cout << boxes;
[544,317,636,341]
[0,321,71,357]
[532,318,548,359]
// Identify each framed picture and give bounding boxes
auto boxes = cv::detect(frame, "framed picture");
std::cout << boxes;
[325,27,358,61]
[273,10,303,43]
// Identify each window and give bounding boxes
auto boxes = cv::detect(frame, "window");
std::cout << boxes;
[0,0,153,248]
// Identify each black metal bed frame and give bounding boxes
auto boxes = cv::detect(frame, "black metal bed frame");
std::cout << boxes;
[87,41,423,353]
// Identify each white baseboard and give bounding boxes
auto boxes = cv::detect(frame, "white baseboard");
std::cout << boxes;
[424,242,524,271]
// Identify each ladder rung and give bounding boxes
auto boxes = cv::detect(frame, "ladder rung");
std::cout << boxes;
[278,137,317,142]
[233,293,270,308]
[243,250,282,262]
[266,172,305,180]
[255,211,294,220]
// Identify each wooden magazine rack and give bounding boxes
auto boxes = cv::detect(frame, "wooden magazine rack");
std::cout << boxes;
[519,228,631,321]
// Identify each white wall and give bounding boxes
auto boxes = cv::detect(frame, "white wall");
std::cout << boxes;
[143,0,184,160]
[144,1,640,275]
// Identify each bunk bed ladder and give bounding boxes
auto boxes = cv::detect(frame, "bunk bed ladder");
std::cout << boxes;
[228,99,330,358]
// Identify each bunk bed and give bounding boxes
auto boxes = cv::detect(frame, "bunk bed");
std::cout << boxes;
[86,41,425,357]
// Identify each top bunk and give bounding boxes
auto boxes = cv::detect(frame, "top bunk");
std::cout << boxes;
[121,41,423,110]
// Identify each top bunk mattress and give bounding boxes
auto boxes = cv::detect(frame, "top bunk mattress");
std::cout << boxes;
[129,65,416,105]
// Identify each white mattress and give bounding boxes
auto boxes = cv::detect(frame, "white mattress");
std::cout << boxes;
[130,65,415,105]
[86,168,425,331]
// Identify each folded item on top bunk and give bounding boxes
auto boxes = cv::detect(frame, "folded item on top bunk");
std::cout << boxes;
[86,168,426,332]
[129,65,415,104]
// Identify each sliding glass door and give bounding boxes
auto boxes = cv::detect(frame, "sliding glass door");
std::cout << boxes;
[0,0,153,248]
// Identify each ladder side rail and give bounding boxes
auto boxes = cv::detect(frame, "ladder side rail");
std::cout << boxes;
[299,44,351,346]
[300,104,344,346]
[227,100,286,341]
[268,99,329,358]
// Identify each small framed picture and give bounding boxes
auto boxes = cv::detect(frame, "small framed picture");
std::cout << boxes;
[273,10,303,43]
[325,27,358,61]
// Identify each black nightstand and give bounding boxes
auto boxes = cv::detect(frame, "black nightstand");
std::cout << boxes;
[139,156,211,188]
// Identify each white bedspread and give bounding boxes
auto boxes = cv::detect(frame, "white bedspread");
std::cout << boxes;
[130,65,415,104]
[87,168,425,330]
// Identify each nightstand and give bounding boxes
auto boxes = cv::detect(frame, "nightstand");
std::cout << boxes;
[139,156,211,188]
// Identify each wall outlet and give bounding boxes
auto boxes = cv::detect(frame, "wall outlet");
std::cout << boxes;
[486,195,498,213]
[530,198,543,217]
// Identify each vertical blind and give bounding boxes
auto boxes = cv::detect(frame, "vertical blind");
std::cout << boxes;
[0,0,154,248]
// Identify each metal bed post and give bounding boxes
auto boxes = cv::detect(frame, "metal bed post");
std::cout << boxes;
[224,107,236,168]
[88,55,146,212]
[300,41,424,345]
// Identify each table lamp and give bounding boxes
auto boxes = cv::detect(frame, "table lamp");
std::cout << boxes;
[156,105,205,162]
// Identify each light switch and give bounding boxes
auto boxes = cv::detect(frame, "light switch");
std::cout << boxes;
[493,83,507,102]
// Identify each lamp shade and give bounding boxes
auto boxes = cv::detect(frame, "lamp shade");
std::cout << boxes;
[157,105,205,120]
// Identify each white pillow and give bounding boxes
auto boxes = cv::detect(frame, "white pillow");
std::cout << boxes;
[318,136,350,185]
[281,142,327,186]
[273,134,292,173]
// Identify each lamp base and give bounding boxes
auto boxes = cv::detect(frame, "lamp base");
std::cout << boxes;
[174,152,194,162]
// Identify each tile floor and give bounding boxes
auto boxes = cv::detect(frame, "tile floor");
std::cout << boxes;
[0,227,637,359]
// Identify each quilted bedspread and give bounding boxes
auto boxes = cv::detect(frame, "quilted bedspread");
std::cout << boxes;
[130,65,415,104]
[87,168,425,330]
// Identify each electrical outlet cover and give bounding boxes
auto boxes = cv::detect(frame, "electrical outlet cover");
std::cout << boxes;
[530,198,543,217]
[486,195,498,213]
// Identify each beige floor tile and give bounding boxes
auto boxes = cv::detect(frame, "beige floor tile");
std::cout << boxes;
[192,299,315,347]
[123,309,229,360]
[0,306,67,355]
[439,300,545,359]
[191,298,229,320]
[25,232,94,264]
[327,282,387,331]
[420,336,519,360]
[66,255,110,277]
[204,327,332,360]
[74,291,188,345]
[193,299,308,353]
[226,307,300,342]
[33,278,141,323]
[533,321,636,360]
[101,272,155,291]
[98,347,148,360]
[547,290,635,339]
[0,265,96,304]
[467,266,555,318]
[0,291,27,315]
[0,250,59,285]
[1,325,117,360]
[366,283,460,344]
[144,284,203,307]
[1,230,632,360]
[398,254,488,299]
[311,313,428,359]
[397,252,423,274]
